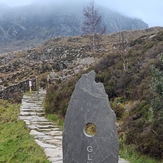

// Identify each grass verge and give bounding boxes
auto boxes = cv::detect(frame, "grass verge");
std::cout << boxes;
[119,139,162,163]
[0,100,50,163]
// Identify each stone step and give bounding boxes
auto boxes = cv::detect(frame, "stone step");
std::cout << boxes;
[30,101,43,105]
[22,97,44,102]
[31,117,49,121]
[37,125,56,129]
[21,102,37,107]
[25,100,36,103]
[19,115,39,120]
[20,108,44,113]
[48,128,61,131]
[36,128,56,132]
[35,139,57,149]
[51,136,62,140]
[27,125,38,130]
[44,148,63,159]
[33,121,54,125]
[30,97,40,100]
[45,139,62,146]
[34,135,53,140]
[19,116,49,122]
[49,131,62,136]
[35,136,62,147]
[22,95,31,99]
[30,129,45,136]
[20,112,45,116]
[23,119,31,125]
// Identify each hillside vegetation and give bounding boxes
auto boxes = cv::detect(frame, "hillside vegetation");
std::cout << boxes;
[0,27,162,88]
[0,100,50,163]
[0,27,163,161]
[44,28,163,160]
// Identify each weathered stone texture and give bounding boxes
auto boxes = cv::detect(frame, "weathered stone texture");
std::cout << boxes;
[63,70,119,163]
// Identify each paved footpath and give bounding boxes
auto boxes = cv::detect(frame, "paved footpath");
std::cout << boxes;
[19,89,129,163]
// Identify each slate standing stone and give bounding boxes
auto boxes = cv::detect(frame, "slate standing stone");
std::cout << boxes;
[63,70,119,163]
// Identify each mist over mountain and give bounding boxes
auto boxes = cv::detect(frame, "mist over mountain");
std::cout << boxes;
[0,1,148,52]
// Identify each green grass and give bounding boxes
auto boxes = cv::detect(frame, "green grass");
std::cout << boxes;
[0,100,50,163]
[119,139,162,163]
[24,91,32,95]
[46,114,64,130]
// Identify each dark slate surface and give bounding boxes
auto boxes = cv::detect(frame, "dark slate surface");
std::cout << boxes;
[63,70,119,163]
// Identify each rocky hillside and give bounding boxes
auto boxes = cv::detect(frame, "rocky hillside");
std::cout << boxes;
[0,27,161,88]
[0,1,148,53]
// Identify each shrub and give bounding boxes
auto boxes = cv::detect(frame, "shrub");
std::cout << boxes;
[152,31,163,42]
[110,97,125,119]
[122,99,162,158]
[44,74,81,117]
[9,92,23,104]
[40,77,47,89]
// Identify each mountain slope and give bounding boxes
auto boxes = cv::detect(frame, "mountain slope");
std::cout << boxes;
[0,2,148,53]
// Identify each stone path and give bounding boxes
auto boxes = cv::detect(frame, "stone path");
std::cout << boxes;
[19,89,62,163]
[19,89,129,163]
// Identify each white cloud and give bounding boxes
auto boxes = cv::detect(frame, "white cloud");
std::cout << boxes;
[0,0,32,7]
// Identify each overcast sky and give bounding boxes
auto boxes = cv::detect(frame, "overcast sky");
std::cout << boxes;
[0,0,162,27]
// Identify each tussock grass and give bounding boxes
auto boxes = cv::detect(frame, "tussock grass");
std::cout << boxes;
[0,100,50,163]
[119,143,162,163]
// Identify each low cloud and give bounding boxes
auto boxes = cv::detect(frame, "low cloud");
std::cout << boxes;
[0,0,162,27]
